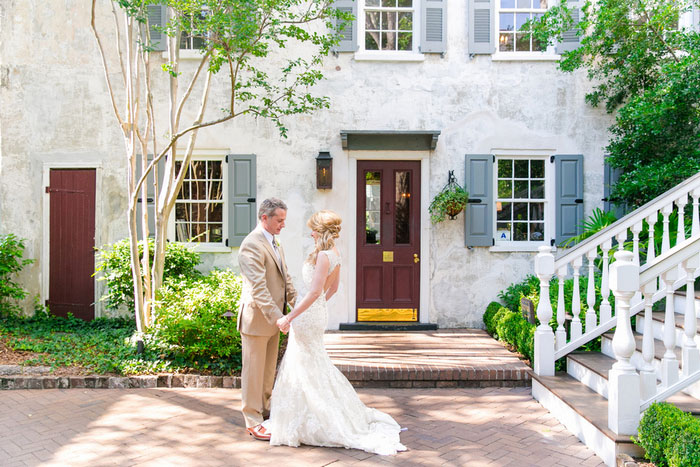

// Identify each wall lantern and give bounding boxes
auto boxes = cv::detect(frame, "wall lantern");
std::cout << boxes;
[316,151,333,189]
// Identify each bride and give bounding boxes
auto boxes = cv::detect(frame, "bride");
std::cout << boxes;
[263,210,407,456]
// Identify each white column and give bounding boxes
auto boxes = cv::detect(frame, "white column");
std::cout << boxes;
[691,188,700,237]
[661,203,673,254]
[570,257,583,341]
[640,287,657,401]
[556,266,567,350]
[534,246,555,376]
[676,194,688,245]
[645,213,658,266]
[599,239,613,324]
[608,250,641,435]
[661,268,679,388]
[585,249,598,332]
[682,256,700,377]
[632,222,643,306]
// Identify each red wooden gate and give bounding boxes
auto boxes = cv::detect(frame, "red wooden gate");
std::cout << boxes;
[47,169,96,320]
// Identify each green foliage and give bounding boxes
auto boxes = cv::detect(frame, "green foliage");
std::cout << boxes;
[530,0,700,208]
[498,275,540,313]
[144,269,243,374]
[95,238,201,312]
[483,301,502,336]
[429,184,468,224]
[636,402,700,467]
[0,234,34,317]
[488,306,537,363]
[563,208,618,247]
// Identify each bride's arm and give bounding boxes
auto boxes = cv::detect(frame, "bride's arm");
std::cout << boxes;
[277,253,330,330]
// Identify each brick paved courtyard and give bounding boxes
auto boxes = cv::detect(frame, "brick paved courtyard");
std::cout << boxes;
[0,387,604,466]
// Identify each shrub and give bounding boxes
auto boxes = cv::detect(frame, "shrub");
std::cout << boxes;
[144,269,243,374]
[498,275,540,313]
[96,238,202,311]
[483,301,502,336]
[636,402,700,467]
[0,234,34,317]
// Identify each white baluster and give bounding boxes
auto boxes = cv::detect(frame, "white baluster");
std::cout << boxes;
[640,286,657,401]
[608,250,641,435]
[660,268,679,388]
[682,256,700,377]
[586,249,598,332]
[645,213,658,266]
[692,188,700,236]
[676,194,688,246]
[599,240,613,324]
[632,222,644,306]
[534,246,556,376]
[661,203,673,254]
[570,257,583,341]
[556,266,567,350]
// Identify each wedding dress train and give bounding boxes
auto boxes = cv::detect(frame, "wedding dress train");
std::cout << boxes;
[264,250,407,456]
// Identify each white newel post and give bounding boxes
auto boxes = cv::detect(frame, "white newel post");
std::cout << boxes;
[661,268,680,388]
[608,250,640,435]
[534,246,555,376]
[570,257,583,341]
[682,256,700,377]
[599,240,613,323]
[556,267,567,350]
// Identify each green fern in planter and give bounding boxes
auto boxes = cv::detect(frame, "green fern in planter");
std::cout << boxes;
[429,184,468,224]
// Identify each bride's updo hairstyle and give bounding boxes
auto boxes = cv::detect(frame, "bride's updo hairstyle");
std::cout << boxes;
[306,210,342,264]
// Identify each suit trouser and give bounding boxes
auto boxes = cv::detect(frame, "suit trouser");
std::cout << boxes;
[240,331,279,428]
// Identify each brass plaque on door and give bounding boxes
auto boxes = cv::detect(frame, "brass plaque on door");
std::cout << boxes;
[383,251,394,262]
[358,308,418,321]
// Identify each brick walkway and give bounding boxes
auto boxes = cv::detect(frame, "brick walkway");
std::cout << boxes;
[0,387,604,466]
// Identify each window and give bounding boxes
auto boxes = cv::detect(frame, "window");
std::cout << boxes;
[363,0,416,51]
[173,158,225,245]
[179,8,211,50]
[497,0,548,53]
[495,157,546,243]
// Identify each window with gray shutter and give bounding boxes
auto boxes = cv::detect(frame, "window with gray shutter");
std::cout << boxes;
[227,154,257,247]
[332,0,358,53]
[136,154,165,238]
[147,5,168,52]
[554,154,584,246]
[421,0,446,53]
[465,154,494,246]
[468,0,495,55]
[555,0,582,54]
[603,157,627,219]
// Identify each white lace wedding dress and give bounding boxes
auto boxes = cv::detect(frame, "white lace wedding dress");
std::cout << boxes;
[264,250,407,456]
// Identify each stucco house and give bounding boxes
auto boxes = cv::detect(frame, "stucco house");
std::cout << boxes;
[0,0,614,329]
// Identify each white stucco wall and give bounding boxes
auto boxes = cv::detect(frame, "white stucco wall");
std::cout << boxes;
[0,1,613,327]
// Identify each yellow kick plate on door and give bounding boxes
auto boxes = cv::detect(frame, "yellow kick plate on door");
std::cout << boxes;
[382,251,394,262]
[358,308,417,321]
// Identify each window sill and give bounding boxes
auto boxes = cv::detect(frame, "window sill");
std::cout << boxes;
[353,51,425,62]
[161,50,208,61]
[492,53,560,62]
[489,243,553,253]
[174,243,232,253]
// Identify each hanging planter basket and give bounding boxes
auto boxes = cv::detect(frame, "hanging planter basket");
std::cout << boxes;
[429,171,469,224]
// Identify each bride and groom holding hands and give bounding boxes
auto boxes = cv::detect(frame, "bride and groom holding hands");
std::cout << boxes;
[237,198,407,456]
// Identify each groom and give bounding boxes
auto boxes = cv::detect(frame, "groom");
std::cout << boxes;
[237,197,297,441]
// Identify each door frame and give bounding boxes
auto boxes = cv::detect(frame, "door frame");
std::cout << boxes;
[42,161,103,318]
[346,150,431,324]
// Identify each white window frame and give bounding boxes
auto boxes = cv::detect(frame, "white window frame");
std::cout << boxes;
[493,0,559,61]
[167,150,230,253]
[354,0,424,61]
[491,153,554,252]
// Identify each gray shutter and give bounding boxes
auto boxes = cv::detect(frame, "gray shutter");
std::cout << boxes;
[147,5,167,52]
[555,154,584,246]
[465,154,494,247]
[228,154,257,247]
[136,154,165,238]
[420,0,446,54]
[468,0,495,55]
[603,157,627,219]
[332,0,357,53]
[555,0,582,54]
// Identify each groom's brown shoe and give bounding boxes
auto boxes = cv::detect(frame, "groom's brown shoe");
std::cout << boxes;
[247,424,271,441]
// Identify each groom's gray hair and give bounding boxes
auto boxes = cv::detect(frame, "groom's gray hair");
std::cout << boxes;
[258,197,288,219]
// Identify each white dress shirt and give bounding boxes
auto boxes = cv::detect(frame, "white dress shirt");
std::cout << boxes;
[261,228,281,263]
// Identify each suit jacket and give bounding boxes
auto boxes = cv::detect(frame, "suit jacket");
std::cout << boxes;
[237,225,298,336]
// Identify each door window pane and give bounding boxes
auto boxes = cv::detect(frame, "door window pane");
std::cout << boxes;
[366,172,381,245]
[395,171,410,244]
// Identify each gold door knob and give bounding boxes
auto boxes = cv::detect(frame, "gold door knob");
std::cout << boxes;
[414,254,420,263]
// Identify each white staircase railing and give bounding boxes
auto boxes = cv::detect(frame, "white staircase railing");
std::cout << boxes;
[534,171,700,375]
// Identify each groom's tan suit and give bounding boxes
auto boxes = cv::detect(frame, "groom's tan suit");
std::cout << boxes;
[238,225,297,428]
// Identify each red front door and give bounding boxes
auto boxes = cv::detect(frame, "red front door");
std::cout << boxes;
[47,169,96,320]
[356,161,420,321]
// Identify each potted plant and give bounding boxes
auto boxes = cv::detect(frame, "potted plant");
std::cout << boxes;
[429,174,469,224]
